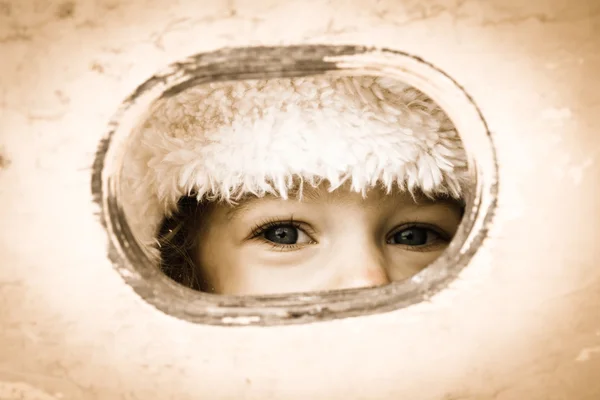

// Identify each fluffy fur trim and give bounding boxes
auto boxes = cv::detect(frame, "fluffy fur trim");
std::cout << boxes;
[120,75,469,253]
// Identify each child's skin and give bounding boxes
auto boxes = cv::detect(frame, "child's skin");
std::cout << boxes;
[195,183,463,295]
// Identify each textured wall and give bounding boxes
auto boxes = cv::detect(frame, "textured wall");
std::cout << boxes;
[1,0,599,398]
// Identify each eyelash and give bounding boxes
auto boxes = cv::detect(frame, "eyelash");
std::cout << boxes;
[386,222,450,251]
[249,217,315,250]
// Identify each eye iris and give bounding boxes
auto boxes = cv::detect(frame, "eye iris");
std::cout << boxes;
[394,228,428,246]
[264,225,298,245]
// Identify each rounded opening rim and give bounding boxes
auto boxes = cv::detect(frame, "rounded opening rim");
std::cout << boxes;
[91,44,498,326]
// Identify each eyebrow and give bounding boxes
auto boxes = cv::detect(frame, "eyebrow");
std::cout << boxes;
[225,184,325,221]
[225,196,265,221]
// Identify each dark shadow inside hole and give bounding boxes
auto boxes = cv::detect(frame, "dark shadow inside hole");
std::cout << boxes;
[158,196,211,292]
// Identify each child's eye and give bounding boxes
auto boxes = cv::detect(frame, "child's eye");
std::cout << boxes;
[261,224,312,246]
[387,226,444,246]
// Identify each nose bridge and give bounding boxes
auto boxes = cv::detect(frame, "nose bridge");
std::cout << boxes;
[332,236,391,290]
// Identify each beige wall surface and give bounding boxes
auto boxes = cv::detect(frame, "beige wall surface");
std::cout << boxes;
[1,0,599,399]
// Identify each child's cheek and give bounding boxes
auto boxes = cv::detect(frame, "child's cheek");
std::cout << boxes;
[385,248,446,280]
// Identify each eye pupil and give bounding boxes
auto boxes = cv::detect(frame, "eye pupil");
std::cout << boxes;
[264,225,298,245]
[393,228,429,246]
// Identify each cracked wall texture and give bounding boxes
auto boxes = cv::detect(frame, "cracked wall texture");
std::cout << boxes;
[0,0,599,399]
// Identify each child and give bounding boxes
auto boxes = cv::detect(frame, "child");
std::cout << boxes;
[123,75,469,295]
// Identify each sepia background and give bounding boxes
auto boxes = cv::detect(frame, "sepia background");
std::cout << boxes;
[0,0,599,398]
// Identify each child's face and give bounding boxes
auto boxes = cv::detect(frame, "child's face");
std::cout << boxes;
[195,185,463,295]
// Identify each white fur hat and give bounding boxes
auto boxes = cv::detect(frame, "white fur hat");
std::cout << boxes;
[120,75,469,258]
